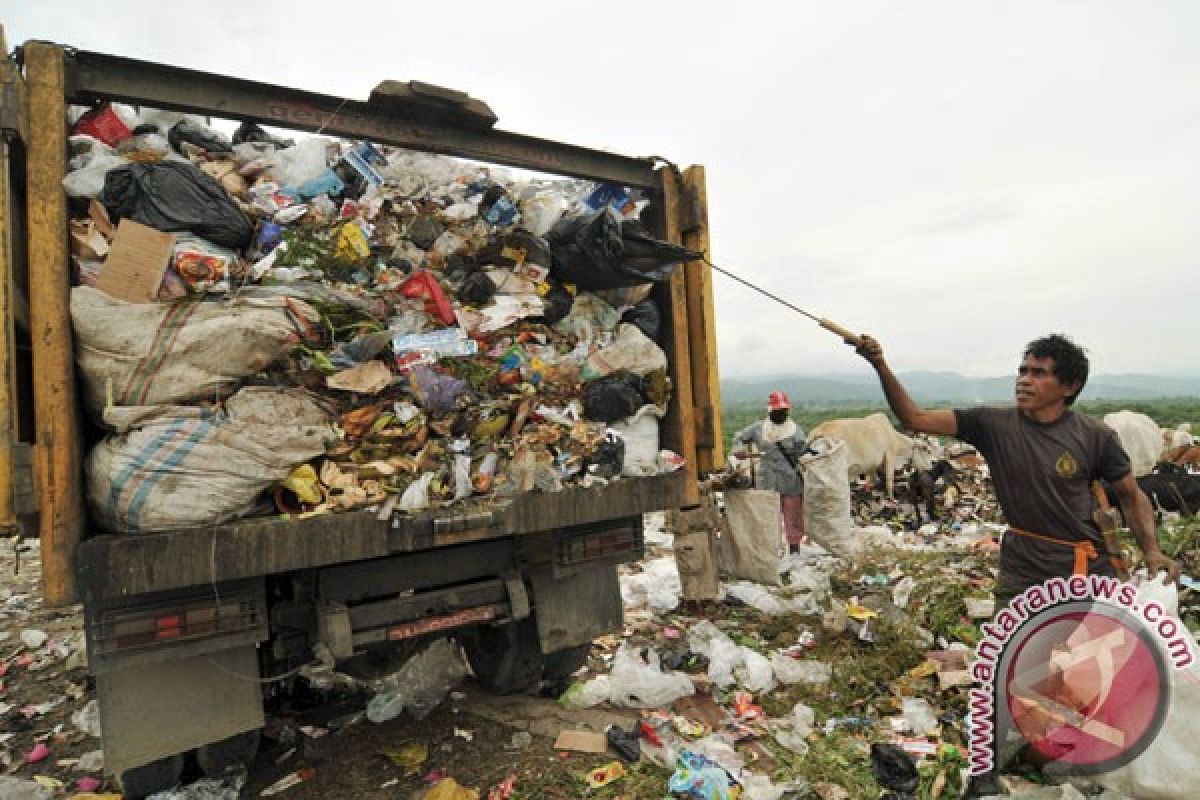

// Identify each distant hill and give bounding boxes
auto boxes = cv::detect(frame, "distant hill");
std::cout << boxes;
[721,372,1200,407]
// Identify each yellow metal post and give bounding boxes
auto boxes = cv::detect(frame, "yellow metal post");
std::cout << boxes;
[681,166,724,473]
[26,42,82,606]
[659,167,700,507]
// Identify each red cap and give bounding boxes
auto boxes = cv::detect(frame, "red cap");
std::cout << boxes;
[767,391,791,411]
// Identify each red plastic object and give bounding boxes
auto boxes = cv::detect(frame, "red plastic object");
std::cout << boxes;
[399,271,456,326]
[73,104,133,147]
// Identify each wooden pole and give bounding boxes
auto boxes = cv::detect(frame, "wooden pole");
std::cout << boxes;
[659,167,700,507]
[26,42,82,606]
[681,166,724,473]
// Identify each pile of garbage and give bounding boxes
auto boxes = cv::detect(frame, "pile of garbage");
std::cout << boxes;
[63,103,696,533]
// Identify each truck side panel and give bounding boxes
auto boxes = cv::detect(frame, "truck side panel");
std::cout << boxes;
[25,42,83,607]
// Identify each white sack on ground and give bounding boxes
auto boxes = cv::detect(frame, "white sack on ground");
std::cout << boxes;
[71,286,321,421]
[606,644,694,708]
[722,489,784,585]
[620,556,681,612]
[1087,574,1200,799]
[800,439,859,559]
[87,387,334,532]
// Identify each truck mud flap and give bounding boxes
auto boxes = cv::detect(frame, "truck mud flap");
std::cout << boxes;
[98,644,264,779]
[529,563,622,654]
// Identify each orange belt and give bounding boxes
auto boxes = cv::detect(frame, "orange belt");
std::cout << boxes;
[1006,527,1098,576]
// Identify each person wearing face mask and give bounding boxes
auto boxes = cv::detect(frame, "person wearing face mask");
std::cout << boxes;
[732,391,808,552]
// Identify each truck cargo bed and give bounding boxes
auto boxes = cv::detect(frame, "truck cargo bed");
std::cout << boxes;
[76,472,683,602]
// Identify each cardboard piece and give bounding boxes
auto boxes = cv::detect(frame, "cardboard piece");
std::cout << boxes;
[552,730,608,754]
[89,198,116,240]
[69,220,109,261]
[95,219,176,303]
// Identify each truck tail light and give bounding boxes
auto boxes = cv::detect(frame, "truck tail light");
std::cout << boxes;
[155,614,182,640]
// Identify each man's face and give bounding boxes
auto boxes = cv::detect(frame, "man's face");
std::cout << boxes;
[769,409,790,424]
[1015,355,1079,413]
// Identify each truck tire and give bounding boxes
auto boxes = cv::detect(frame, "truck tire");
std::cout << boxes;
[543,643,591,680]
[196,729,261,777]
[460,618,544,694]
[116,753,184,799]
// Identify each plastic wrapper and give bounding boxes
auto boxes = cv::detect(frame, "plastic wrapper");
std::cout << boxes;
[98,160,254,249]
[606,644,694,708]
[667,750,740,800]
[366,638,467,722]
[768,702,815,754]
[409,365,471,417]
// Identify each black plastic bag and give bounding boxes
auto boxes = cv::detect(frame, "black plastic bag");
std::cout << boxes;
[458,271,496,305]
[620,299,661,341]
[477,230,552,269]
[546,208,701,290]
[167,118,233,154]
[99,161,254,249]
[538,282,575,325]
[586,431,625,479]
[870,743,918,795]
[583,371,645,423]
[232,120,295,149]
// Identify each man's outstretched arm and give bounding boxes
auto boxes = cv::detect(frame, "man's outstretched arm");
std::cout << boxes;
[851,335,958,437]
[1111,473,1181,583]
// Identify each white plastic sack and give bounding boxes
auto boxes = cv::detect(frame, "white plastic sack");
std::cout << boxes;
[610,405,665,476]
[606,644,695,708]
[1091,574,1200,799]
[722,489,784,585]
[581,323,668,380]
[86,388,334,533]
[71,287,321,421]
[800,439,859,559]
[559,675,612,709]
[367,638,467,722]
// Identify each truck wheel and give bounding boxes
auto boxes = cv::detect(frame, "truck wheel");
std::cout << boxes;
[196,729,261,777]
[543,643,591,680]
[460,618,544,694]
[117,753,184,799]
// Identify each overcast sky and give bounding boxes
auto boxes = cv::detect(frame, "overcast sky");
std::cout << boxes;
[7,1,1199,379]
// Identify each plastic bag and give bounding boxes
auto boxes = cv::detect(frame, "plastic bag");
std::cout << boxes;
[619,556,681,613]
[267,138,333,188]
[99,161,254,249]
[558,675,612,709]
[73,103,132,147]
[583,371,645,423]
[409,365,471,417]
[168,117,233,153]
[366,638,467,722]
[399,472,436,513]
[901,697,938,735]
[72,699,102,738]
[518,189,568,237]
[725,581,788,615]
[800,439,859,559]
[1091,573,1200,798]
[668,749,739,800]
[0,777,53,800]
[687,621,743,688]
[582,323,668,380]
[770,655,831,685]
[620,298,662,341]
[722,489,784,585]
[608,404,664,476]
[546,209,697,290]
[769,702,815,754]
[63,145,129,198]
[737,647,776,693]
[606,644,695,708]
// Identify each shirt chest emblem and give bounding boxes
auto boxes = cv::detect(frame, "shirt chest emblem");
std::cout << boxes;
[1055,450,1079,478]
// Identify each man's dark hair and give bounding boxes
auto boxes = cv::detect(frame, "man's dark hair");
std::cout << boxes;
[1024,334,1089,405]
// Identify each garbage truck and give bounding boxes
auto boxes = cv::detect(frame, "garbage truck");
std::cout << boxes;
[0,30,724,795]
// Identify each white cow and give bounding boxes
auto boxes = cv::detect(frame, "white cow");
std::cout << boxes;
[809,412,916,497]
[1103,410,1162,477]
[1162,425,1194,451]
